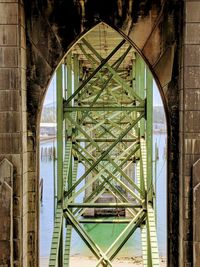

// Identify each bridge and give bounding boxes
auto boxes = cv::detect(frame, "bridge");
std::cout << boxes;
[0,1,200,267]
[49,23,158,267]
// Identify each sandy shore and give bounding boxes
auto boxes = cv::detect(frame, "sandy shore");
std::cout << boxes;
[40,256,167,266]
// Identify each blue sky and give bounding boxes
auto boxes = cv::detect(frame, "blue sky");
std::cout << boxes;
[43,76,163,107]
[153,80,163,106]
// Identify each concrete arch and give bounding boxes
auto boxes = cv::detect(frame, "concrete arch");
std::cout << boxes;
[23,1,180,266]
[38,20,170,119]
[25,0,178,125]
[5,1,200,267]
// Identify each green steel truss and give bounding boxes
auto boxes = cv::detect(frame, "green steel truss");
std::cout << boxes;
[49,34,160,267]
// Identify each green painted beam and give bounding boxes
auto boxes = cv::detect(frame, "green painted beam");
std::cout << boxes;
[56,64,64,267]
[64,113,144,198]
[77,44,131,124]
[63,225,72,267]
[65,39,125,105]
[56,64,63,203]
[49,205,63,267]
[64,105,145,112]
[71,146,137,217]
[147,204,160,267]
[64,203,142,208]
[51,29,160,267]
[64,208,113,266]
[67,143,143,206]
[82,38,144,103]
[109,212,147,261]
[63,160,79,267]
[74,138,137,142]
[78,218,134,224]
[63,54,79,267]
[63,142,72,189]
[96,209,146,266]
[141,223,148,267]
[146,68,153,202]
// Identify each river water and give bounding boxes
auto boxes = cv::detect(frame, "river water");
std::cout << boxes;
[40,133,167,259]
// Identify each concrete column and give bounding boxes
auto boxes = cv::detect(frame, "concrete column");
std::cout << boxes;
[0,1,29,266]
[179,1,200,266]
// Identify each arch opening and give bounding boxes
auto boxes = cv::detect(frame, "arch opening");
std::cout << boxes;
[39,22,167,267]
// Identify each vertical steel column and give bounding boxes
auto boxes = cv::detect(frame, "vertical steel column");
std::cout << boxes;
[134,55,139,137]
[63,54,72,267]
[57,64,64,266]
[154,142,159,225]
[74,54,79,93]
[135,54,145,195]
[146,67,154,267]
[146,67,153,202]
[66,53,72,137]
[66,53,72,189]
[138,55,145,137]
[53,141,56,218]
[71,54,79,191]
[64,54,80,267]
[57,65,64,202]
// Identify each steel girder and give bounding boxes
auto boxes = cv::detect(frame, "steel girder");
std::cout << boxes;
[49,33,160,267]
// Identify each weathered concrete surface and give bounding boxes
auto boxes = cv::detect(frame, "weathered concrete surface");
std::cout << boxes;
[0,1,29,266]
[1,0,200,266]
[0,159,13,267]
[178,2,200,267]
[193,159,200,267]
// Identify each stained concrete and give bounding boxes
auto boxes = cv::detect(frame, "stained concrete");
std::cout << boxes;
[0,159,13,266]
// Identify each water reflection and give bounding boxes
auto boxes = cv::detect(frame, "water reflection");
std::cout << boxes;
[40,133,167,260]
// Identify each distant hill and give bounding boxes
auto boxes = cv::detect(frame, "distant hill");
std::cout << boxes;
[41,103,166,124]
[41,104,56,123]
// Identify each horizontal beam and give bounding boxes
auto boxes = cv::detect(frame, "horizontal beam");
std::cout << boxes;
[64,203,142,208]
[64,105,145,112]
[77,219,135,224]
[77,157,137,162]
[74,138,138,143]
[79,121,136,125]
[78,101,135,105]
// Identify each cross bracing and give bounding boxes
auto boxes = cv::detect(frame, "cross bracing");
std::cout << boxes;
[49,23,160,267]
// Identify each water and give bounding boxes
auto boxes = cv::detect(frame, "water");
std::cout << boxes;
[40,133,167,258]
[40,140,55,256]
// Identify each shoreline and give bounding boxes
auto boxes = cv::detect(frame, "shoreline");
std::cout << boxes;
[40,255,167,266]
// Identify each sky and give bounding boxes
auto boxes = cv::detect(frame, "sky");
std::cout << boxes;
[153,80,163,106]
[43,75,163,107]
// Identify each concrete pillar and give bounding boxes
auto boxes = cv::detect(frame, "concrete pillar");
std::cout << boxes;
[0,1,30,266]
[179,1,200,266]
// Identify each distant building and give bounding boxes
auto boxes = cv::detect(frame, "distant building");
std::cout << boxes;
[153,122,166,133]
[40,123,56,136]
